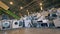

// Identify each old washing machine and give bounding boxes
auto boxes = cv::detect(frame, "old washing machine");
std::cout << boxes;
[1,20,12,30]
[12,20,23,28]
[53,18,60,28]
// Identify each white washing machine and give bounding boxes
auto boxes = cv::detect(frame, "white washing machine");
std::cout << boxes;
[12,20,19,28]
[24,18,31,27]
[42,19,49,27]
[1,20,11,30]
[12,20,23,28]
[53,18,60,27]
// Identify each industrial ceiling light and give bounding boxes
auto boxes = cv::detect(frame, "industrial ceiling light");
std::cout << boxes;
[20,6,23,10]
[40,3,43,10]
[10,2,13,5]
[40,3,42,6]
[26,10,29,15]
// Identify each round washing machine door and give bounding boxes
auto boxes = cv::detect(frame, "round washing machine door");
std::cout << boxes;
[2,22,10,27]
[14,22,19,25]
[19,21,23,26]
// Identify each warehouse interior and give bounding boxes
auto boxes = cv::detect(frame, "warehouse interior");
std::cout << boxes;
[0,0,60,34]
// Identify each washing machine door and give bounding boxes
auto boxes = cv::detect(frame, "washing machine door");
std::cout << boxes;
[19,20,23,27]
[3,22,10,27]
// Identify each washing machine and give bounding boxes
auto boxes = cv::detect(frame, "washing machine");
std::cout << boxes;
[24,18,31,27]
[12,19,23,28]
[53,18,60,28]
[1,20,11,30]
[12,20,19,28]
[42,19,49,27]
[23,16,32,27]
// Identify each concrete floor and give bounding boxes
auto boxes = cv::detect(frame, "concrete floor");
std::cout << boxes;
[0,28,60,34]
